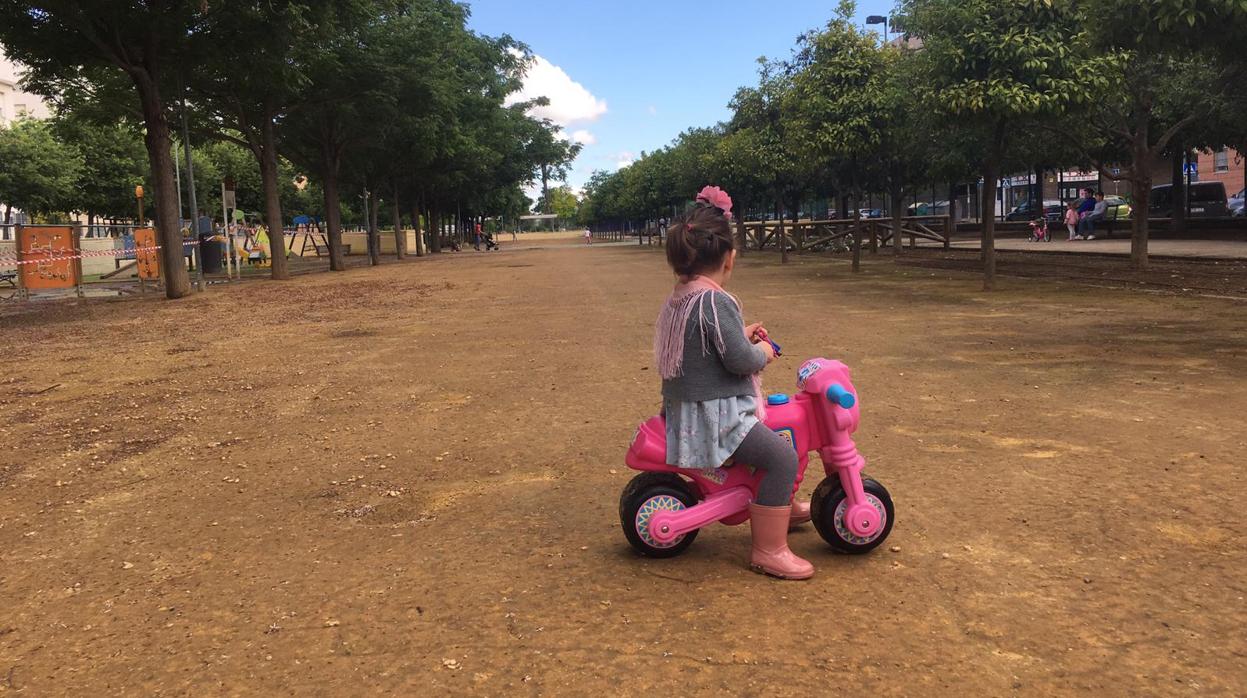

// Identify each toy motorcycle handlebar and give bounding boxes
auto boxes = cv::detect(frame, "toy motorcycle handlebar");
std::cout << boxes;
[826,383,856,409]
[755,328,782,357]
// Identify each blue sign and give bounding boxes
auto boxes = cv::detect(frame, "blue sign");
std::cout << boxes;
[1183,162,1199,176]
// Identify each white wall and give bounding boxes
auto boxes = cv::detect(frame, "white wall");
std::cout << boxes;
[0,50,51,126]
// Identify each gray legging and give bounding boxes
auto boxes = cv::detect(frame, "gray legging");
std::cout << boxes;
[733,422,799,506]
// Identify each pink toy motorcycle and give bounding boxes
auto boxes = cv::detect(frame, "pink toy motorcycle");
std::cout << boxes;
[620,358,894,557]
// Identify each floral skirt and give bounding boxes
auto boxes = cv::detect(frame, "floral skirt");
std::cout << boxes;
[664,394,760,469]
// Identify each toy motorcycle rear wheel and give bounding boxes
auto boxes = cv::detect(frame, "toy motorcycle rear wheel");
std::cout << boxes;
[810,476,894,554]
[619,472,700,558]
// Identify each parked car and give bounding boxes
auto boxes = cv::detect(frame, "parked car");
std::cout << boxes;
[1149,182,1229,218]
[1104,196,1132,220]
[1006,199,1061,222]
[1228,188,1245,217]
[858,208,886,219]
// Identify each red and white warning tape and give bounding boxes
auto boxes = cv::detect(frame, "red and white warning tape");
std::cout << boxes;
[0,240,200,268]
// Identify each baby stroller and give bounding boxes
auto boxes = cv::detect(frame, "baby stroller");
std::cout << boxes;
[481,230,500,251]
[1028,217,1050,242]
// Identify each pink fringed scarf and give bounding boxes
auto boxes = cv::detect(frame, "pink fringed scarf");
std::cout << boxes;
[654,276,767,420]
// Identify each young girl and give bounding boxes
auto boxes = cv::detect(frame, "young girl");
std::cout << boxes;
[1064,200,1080,241]
[653,186,814,580]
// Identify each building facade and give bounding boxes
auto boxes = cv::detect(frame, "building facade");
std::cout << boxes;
[0,52,50,126]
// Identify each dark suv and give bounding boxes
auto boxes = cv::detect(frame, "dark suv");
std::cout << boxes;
[1149,182,1229,218]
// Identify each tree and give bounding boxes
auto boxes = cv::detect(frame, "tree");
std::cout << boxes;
[788,3,890,268]
[527,120,582,214]
[541,185,579,222]
[1069,0,1246,268]
[726,59,812,264]
[903,0,1104,289]
[49,112,147,223]
[278,2,391,271]
[0,1,205,297]
[0,118,81,222]
[190,1,360,280]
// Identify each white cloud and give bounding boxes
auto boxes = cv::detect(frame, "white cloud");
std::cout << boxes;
[507,52,607,126]
[570,129,597,146]
[647,105,658,116]
[613,151,636,170]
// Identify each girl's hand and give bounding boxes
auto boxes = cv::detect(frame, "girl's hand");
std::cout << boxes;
[759,340,777,364]
[745,323,765,342]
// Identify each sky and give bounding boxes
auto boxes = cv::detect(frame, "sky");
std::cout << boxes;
[466,0,897,195]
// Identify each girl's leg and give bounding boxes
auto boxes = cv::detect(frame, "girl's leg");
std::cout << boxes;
[1067,224,1076,240]
[733,423,812,579]
[733,423,798,506]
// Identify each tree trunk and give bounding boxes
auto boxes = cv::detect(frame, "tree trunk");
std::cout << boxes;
[4,204,11,224]
[258,119,290,280]
[134,72,191,298]
[392,187,405,260]
[981,159,1000,291]
[411,205,425,257]
[890,184,904,258]
[851,201,862,273]
[430,207,441,253]
[735,215,746,255]
[1129,127,1152,269]
[541,165,551,214]
[1171,145,1187,234]
[322,150,345,271]
[1130,171,1152,270]
[367,188,380,266]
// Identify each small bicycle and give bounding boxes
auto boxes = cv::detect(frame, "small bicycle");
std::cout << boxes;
[620,357,894,557]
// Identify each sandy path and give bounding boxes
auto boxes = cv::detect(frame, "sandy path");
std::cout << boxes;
[1,241,1244,695]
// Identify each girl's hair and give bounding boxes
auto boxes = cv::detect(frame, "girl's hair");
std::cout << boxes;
[665,203,735,277]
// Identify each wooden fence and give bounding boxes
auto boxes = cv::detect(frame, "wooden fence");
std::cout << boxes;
[741,215,952,253]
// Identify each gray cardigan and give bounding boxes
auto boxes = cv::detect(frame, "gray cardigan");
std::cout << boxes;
[661,291,767,402]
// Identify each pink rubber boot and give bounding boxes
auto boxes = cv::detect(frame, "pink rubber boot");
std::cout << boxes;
[790,500,811,529]
[749,503,815,580]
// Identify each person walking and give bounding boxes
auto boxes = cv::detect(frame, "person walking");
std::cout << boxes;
[1064,200,1081,241]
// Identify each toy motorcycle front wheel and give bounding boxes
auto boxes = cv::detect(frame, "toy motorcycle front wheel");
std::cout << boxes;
[619,472,699,558]
[811,476,894,554]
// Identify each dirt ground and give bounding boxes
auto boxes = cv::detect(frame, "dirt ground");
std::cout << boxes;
[2,234,1245,696]
[899,247,1247,299]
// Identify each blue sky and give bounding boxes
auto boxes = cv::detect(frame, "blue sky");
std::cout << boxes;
[466,0,897,194]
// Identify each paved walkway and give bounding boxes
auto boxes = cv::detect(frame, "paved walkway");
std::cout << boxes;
[946,237,1247,260]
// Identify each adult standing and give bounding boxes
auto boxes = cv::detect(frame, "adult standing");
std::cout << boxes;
[196,210,214,237]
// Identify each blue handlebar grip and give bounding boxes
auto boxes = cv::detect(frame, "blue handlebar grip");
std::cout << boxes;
[767,339,782,357]
[826,384,856,409]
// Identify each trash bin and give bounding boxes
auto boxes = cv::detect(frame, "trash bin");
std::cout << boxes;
[199,233,223,274]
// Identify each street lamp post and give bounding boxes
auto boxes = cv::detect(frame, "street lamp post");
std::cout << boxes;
[867,15,889,43]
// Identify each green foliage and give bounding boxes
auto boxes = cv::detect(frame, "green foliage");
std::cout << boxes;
[0,118,82,219]
[48,113,147,221]
[540,185,580,220]
[904,0,1102,137]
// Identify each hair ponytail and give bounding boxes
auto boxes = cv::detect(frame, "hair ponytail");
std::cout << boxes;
[665,202,735,277]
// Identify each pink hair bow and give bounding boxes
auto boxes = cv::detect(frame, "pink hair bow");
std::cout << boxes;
[696,185,733,220]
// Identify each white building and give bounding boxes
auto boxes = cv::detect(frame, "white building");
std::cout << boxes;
[1,51,52,236]
[0,51,50,125]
